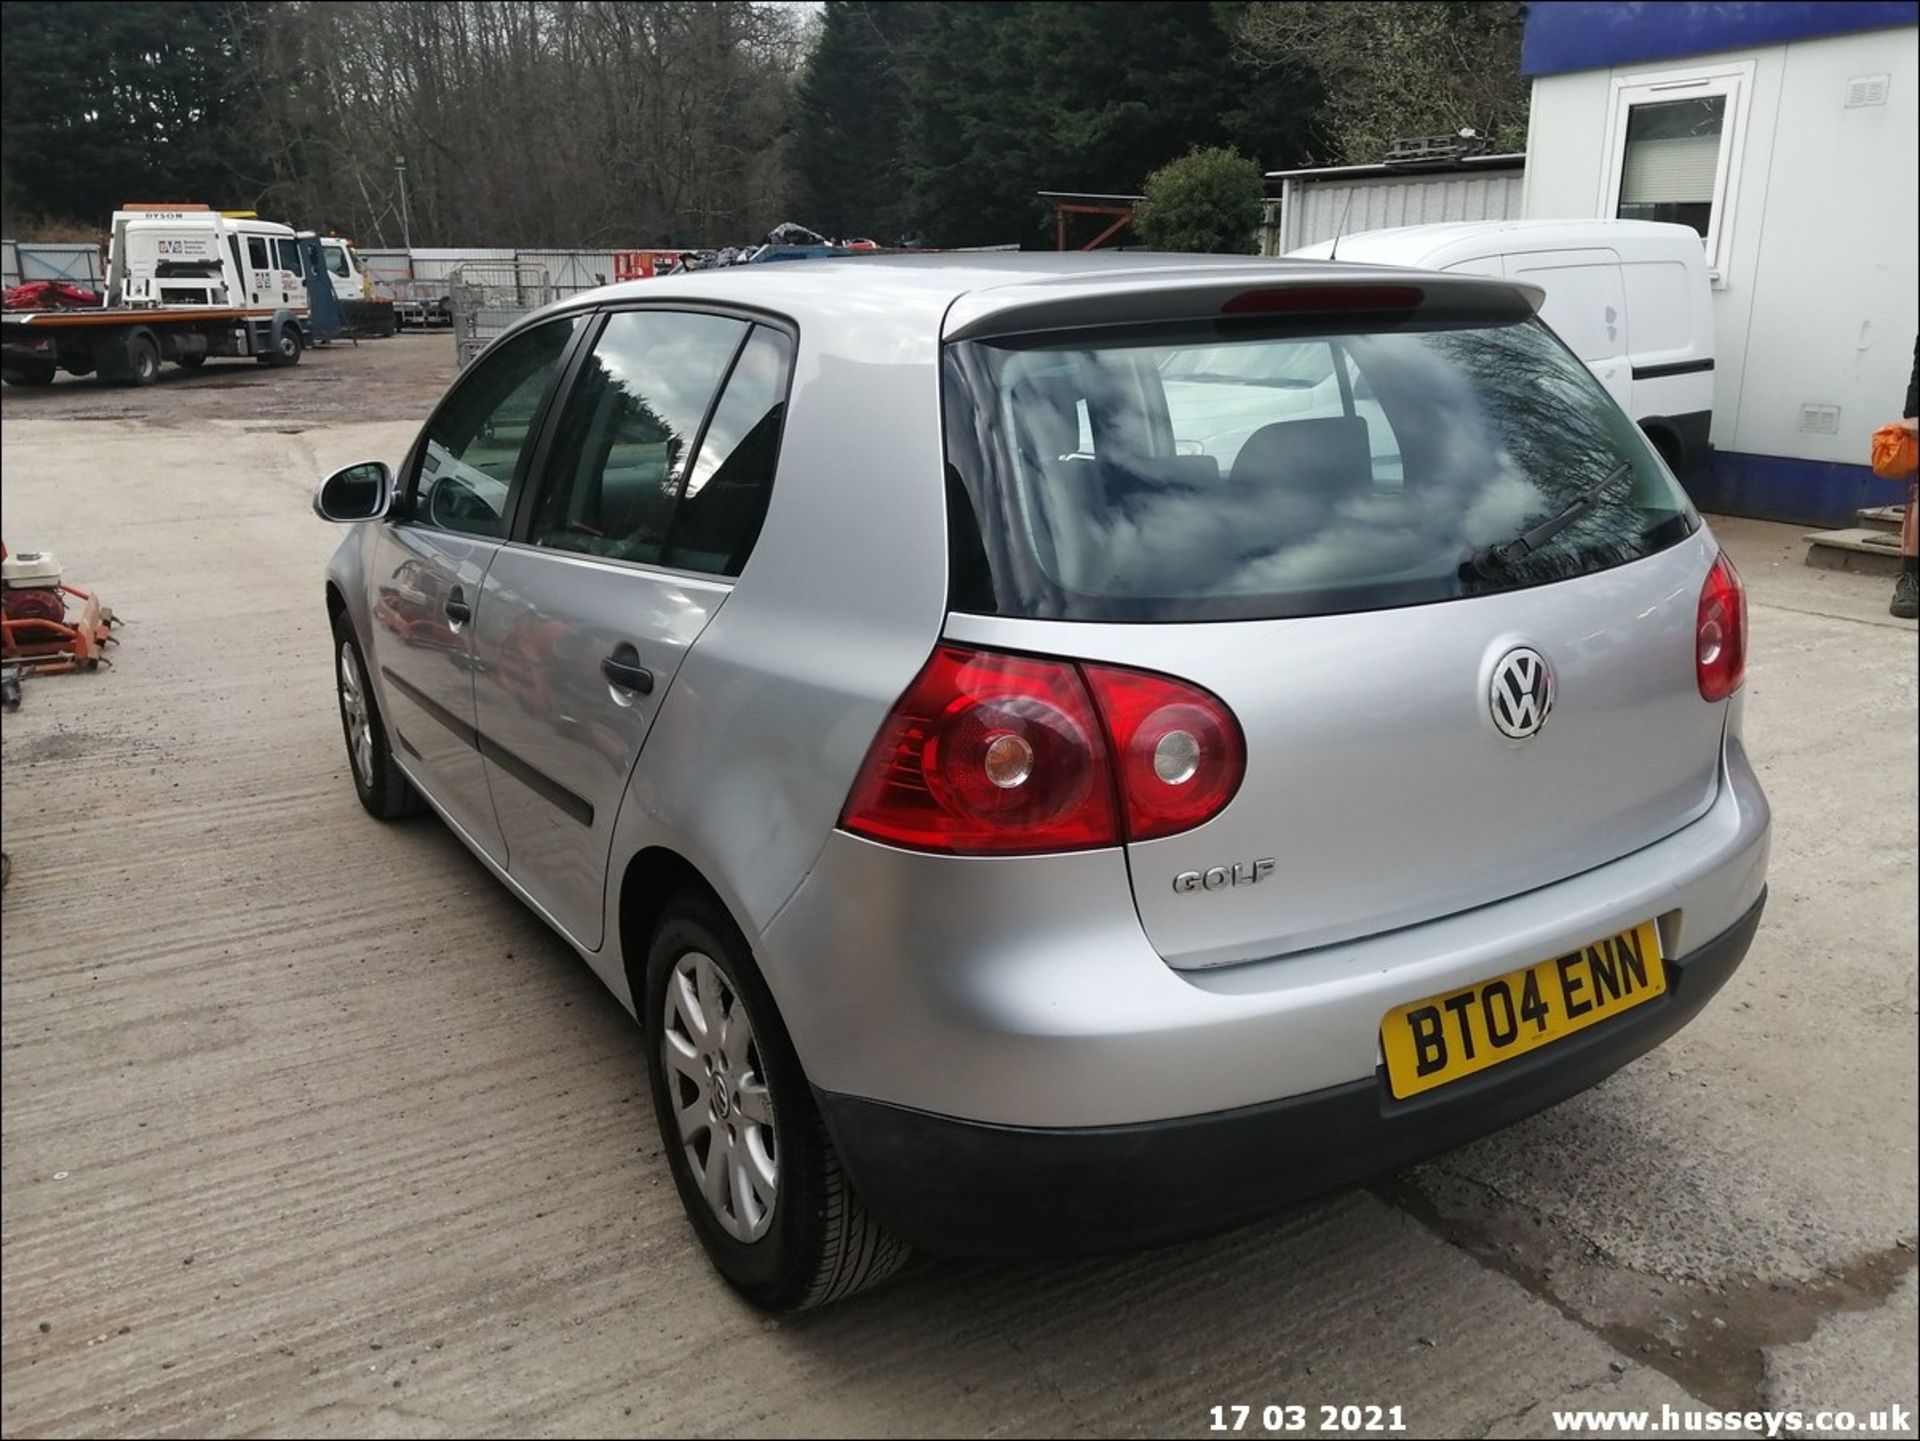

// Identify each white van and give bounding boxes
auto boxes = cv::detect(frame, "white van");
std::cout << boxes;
[1289,220,1715,474]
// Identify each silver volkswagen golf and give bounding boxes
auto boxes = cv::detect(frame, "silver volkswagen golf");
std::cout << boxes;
[315,254,1770,1311]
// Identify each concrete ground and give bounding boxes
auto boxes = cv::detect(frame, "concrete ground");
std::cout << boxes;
[1,349,1915,1439]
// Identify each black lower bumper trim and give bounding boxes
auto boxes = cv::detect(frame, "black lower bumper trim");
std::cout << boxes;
[817,890,1766,1257]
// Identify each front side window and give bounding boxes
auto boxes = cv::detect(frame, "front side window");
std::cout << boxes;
[527,310,751,568]
[275,237,302,273]
[325,247,351,278]
[944,314,1697,622]
[407,316,582,539]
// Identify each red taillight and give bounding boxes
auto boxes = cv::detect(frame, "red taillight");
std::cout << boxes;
[840,647,1117,853]
[1081,663,1245,841]
[840,645,1244,855]
[1696,551,1747,702]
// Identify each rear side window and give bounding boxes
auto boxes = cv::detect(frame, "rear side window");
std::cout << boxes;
[529,311,792,577]
[246,236,269,269]
[943,315,1697,622]
[668,327,794,576]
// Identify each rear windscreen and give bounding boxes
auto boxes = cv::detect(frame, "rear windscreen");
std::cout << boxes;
[942,315,1698,622]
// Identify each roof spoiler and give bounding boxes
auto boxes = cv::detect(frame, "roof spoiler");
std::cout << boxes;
[942,269,1544,342]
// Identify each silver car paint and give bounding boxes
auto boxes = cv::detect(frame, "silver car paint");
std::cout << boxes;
[588,278,957,1017]
[759,733,1768,1127]
[944,528,1726,969]
[334,260,962,979]
[472,547,730,950]
[363,523,510,862]
[323,253,1767,1134]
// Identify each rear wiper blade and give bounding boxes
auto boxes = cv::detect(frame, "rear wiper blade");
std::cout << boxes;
[1465,461,1632,579]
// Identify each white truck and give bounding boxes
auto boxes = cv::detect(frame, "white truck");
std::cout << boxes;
[2,204,390,388]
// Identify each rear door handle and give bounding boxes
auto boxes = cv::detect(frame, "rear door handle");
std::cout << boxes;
[444,586,471,626]
[601,643,654,695]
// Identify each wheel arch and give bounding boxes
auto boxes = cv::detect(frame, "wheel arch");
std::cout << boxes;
[617,845,753,1023]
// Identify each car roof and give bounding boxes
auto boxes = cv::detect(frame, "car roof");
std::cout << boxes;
[562,250,1372,305]
[529,250,1531,349]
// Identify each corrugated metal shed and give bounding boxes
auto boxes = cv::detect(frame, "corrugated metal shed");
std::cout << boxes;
[1263,155,1526,254]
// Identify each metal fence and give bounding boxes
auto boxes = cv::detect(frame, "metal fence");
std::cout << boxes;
[358,248,619,352]
[359,247,619,289]
[448,263,602,368]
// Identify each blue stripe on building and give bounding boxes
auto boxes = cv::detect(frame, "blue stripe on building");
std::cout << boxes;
[1522,1,1920,77]
[1684,453,1902,529]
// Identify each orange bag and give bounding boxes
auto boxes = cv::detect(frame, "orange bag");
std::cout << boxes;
[1871,422,1918,479]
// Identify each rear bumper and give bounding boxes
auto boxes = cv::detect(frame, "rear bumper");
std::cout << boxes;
[818,889,1764,1256]
[761,736,1771,1129]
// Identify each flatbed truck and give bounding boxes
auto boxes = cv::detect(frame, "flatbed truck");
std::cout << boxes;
[2,303,306,386]
[1,204,380,387]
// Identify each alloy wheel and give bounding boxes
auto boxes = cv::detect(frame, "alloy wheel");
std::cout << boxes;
[337,641,375,788]
[662,950,779,1243]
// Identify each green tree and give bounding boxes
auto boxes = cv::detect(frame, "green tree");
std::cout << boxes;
[1133,146,1263,253]
[901,1,1043,247]
[791,1,932,240]
[0,1,253,227]
[903,2,1320,248]
[1028,1,1317,196]
[1237,1,1528,163]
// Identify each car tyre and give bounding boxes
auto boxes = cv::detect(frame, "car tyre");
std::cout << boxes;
[126,330,160,386]
[644,894,909,1312]
[97,329,159,387]
[264,324,304,368]
[332,612,421,820]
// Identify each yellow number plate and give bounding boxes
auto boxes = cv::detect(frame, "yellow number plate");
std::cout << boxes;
[1380,921,1666,1100]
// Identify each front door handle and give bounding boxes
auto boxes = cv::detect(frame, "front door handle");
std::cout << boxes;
[444,587,472,627]
[601,643,654,695]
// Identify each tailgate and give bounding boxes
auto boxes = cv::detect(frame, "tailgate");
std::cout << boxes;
[945,529,1726,969]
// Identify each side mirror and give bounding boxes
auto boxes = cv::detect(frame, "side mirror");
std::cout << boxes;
[313,460,393,523]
